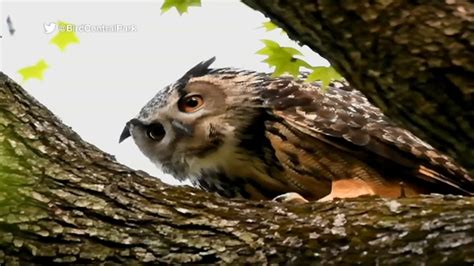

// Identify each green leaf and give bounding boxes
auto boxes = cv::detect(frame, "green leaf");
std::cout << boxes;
[257,39,311,77]
[262,21,278,32]
[50,21,80,51]
[18,59,49,81]
[261,20,286,35]
[161,0,201,15]
[306,66,343,88]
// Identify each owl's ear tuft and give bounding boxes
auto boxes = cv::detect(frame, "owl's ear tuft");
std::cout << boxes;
[179,57,216,83]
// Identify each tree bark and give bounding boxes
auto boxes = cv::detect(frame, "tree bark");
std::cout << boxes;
[0,73,473,264]
[242,0,474,173]
[1,1,474,264]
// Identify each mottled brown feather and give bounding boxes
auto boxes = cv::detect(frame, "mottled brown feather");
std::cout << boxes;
[262,79,473,196]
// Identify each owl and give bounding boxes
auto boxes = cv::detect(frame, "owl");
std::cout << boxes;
[120,57,474,203]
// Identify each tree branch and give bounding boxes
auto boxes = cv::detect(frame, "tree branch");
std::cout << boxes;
[0,72,473,264]
[1,1,474,263]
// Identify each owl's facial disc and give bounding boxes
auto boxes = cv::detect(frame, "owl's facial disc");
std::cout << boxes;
[123,74,237,180]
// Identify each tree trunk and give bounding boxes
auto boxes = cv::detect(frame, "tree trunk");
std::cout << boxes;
[1,0,474,263]
[242,0,474,173]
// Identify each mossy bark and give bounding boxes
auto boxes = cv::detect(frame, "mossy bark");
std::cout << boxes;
[1,1,474,263]
[1,73,473,264]
[242,0,474,173]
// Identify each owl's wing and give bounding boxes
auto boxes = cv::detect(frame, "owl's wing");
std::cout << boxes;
[262,78,474,195]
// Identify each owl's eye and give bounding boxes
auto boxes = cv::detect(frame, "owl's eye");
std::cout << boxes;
[146,123,165,141]
[178,94,204,113]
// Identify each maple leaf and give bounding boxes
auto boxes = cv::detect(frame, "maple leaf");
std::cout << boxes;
[261,21,286,35]
[306,66,343,88]
[257,40,311,77]
[18,59,49,81]
[161,0,201,15]
[50,21,80,51]
[262,21,278,32]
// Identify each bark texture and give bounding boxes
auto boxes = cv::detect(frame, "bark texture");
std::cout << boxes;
[2,1,474,264]
[242,0,474,173]
[1,73,474,264]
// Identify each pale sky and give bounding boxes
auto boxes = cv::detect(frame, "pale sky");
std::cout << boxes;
[0,0,327,185]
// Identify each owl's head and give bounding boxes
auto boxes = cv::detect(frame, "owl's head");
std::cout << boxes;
[119,57,267,180]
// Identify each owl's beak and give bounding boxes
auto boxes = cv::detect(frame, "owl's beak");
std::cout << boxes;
[119,124,131,143]
[119,118,142,143]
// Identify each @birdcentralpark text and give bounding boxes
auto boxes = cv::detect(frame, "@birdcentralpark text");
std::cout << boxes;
[59,24,137,33]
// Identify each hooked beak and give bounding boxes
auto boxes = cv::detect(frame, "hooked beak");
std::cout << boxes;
[119,118,142,143]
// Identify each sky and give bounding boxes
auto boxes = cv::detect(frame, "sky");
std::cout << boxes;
[0,0,328,185]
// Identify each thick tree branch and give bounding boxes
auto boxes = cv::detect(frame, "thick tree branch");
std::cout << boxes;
[242,0,474,173]
[1,1,474,263]
[1,72,473,264]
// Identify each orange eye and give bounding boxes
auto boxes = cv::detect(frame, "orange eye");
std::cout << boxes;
[178,95,204,113]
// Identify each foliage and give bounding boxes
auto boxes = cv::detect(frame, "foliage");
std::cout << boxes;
[50,21,80,51]
[256,39,311,77]
[17,59,49,81]
[306,66,343,87]
[257,37,342,87]
[262,21,278,32]
[161,0,201,15]
[17,21,80,83]
[158,4,343,87]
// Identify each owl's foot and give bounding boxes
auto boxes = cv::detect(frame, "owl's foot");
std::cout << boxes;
[399,181,406,198]
[273,192,309,204]
[318,179,375,202]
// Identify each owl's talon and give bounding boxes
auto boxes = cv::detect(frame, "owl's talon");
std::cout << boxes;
[399,181,406,198]
[273,192,309,204]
